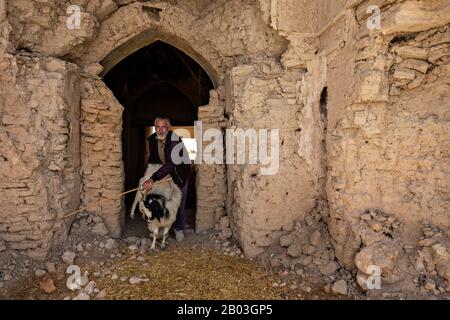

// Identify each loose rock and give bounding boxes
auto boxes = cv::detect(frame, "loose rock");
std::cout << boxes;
[331,280,348,296]
[61,251,76,265]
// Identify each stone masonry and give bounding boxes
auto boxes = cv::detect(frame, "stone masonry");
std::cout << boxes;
[0,0,449,296]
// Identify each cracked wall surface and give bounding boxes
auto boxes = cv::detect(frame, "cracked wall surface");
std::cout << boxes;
[0,0,449,296]
[80,78,124,237]
[224,60,323,257]
[326,2,450,271]
[0,52,81,260]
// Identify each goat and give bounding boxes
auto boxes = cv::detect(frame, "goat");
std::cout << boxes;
[131,163,182,249]
[130,163,172,219]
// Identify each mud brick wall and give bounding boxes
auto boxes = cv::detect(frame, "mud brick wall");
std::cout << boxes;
[0,1,449,294]
[0,54,80,260]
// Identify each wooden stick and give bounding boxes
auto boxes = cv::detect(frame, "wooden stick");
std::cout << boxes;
[62,177,173,219]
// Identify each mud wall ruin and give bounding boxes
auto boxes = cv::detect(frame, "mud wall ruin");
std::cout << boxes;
[0,0,449,295]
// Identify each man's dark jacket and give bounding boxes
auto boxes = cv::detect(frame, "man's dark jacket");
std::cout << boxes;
[147,131,191,188]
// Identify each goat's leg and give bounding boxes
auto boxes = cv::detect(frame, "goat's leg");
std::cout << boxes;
[130,198,137,219]
[130,192,142,219]
[161,227,170,249]
[150,229,158,250]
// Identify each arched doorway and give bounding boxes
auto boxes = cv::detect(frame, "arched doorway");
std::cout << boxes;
[102,40,214,235]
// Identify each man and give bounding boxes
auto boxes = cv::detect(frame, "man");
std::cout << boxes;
[143,116,191,241]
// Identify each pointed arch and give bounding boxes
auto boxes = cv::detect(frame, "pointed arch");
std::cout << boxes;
[100,31,219,88]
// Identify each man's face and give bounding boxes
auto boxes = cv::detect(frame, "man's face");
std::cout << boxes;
[155,119,169,140]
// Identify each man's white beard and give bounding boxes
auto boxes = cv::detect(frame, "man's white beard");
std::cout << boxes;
[157,132,167,140]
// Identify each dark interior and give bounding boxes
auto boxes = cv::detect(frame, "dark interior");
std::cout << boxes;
[103,41,214,233]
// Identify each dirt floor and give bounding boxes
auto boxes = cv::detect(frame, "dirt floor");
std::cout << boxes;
[0,220,357,300]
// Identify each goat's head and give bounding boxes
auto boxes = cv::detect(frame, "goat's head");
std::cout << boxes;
[139,194,168,222]
[138,201,151,220]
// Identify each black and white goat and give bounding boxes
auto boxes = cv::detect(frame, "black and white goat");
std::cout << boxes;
[131,164,182,249]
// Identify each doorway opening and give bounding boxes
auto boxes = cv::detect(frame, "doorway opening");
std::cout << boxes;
[103,40,214,236]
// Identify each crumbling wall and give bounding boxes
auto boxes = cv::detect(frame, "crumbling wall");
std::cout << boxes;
[73,0,289,243]
[321,1,450,295]
[0,0,9,60]
[327,3,450,269]
[196,88,227,233]
[252,0,450,296]
[80,78,124,237]
[224,58,324,257]
[0,50,81,260]
[6,0,98,57]
[237,1,356,287]
[70,0,286,79]
[1,0,290,258]
[259,0,319,34]
[0,0,449,297]
[0,0,102,257]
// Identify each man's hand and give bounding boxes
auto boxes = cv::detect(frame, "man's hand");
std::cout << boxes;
[143,179,153,192]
